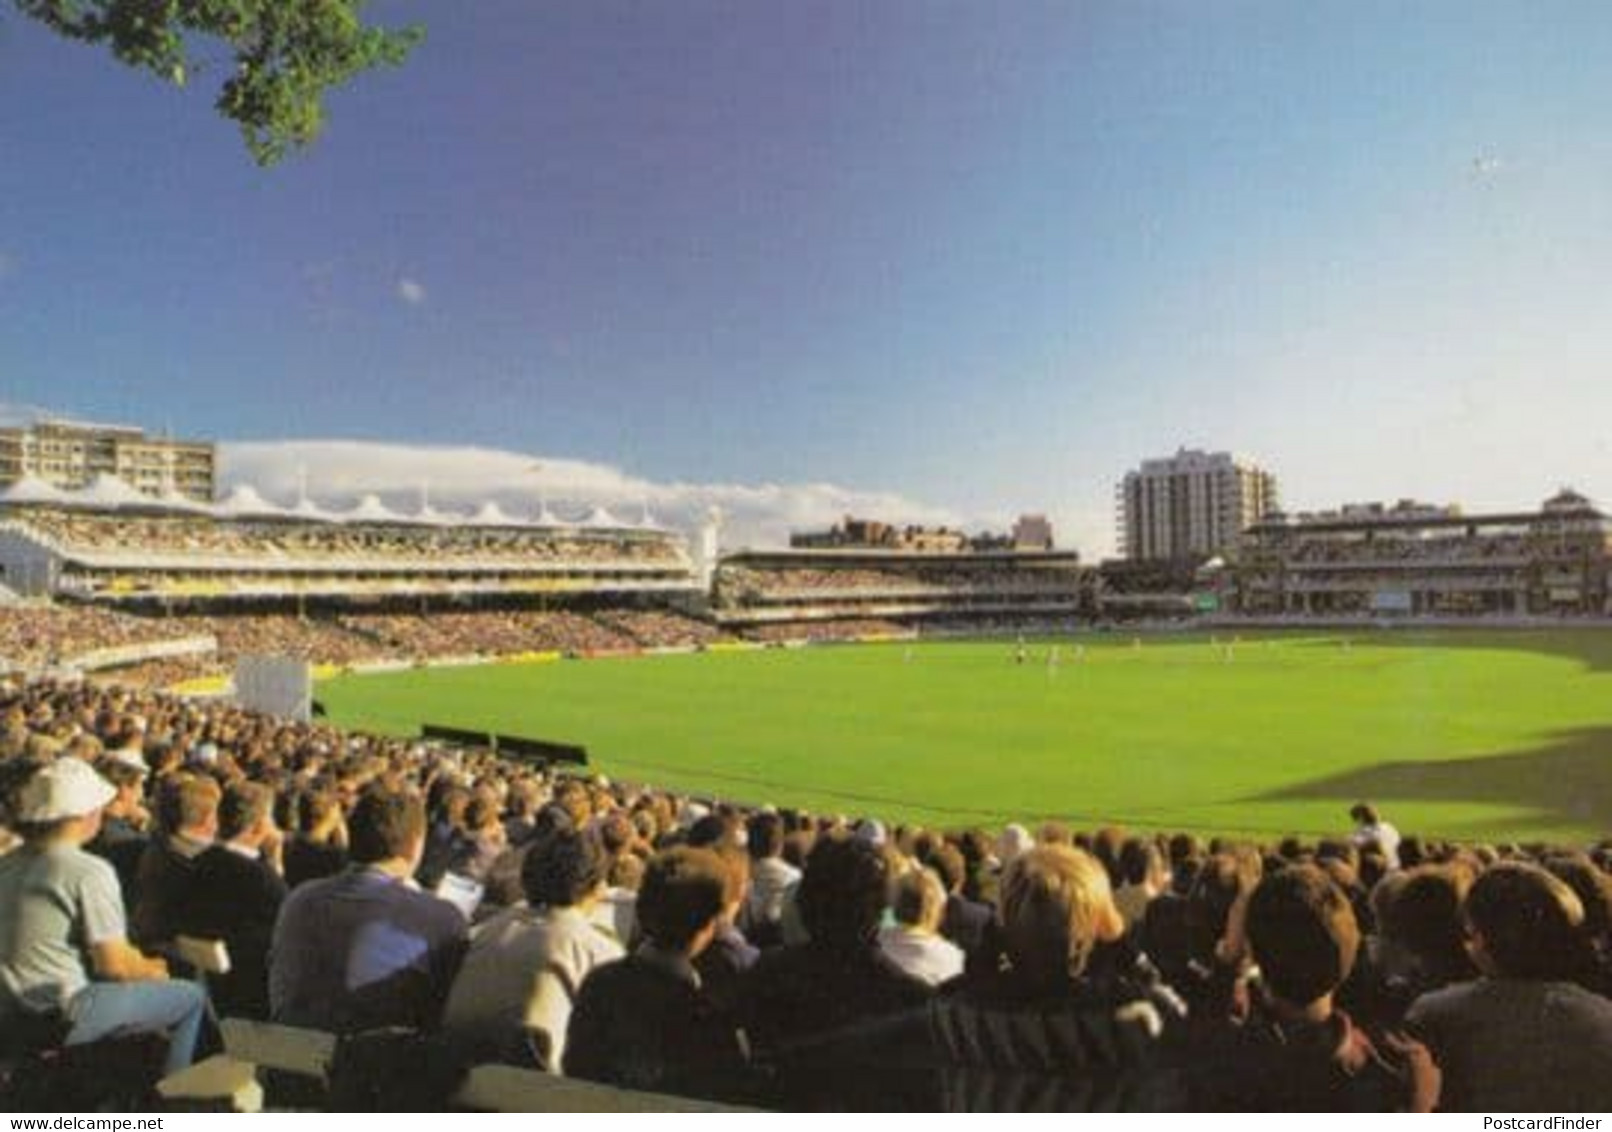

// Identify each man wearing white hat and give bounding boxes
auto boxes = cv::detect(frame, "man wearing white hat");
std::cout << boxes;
[0,759,209,1076]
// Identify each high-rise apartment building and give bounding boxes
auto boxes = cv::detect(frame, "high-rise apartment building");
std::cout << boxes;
[1117,448,1277,561]
[0,420,216,502]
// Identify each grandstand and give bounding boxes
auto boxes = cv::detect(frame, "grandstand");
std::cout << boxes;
[711,547,1096,639]
[0,478,697,605]
[1234,489,1612,617]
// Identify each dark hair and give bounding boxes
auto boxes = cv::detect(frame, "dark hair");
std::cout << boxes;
[636,847,727,951]
[520,827,607,908]
[1546,855,1612,944]
[348,788,426,864]
[1246,864,1360,1008]
[1379,865,1476,983]
[219,781,274,842]
[1186,854,1245,960]
[1118,837,1161,886]
[797,834,890,948]
[1350,803,1379,825]
[1465,862,1588,979]
[96,757,145,791]
[748,811,785,860]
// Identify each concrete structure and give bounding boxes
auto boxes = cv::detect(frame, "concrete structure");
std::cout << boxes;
[1117,448,1278,562]
[0,420,216,502]
[1235,489,1612,616]
[1011,514,1054,551]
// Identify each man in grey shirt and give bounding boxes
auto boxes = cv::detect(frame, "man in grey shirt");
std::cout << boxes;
[0,758,209,1076]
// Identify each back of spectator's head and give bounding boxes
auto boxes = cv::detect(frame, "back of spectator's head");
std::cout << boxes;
[348,788,427,865]
[687,811,737,849]
[1037,820,1072,847]
[798,834,891,948]
[892,866,947,933]
[218,781,275,842]
[748,811,785,860]
[1187,853,1246,956]
[608,851,646,892]
[999,844,1123,982]
[1545,855,1612,945]
[1350,802,1379,825]
[1378,865,1476,982]
[1119,837,1163,887]
[928,842,966,896]
[636,846,728,953]
[712,843,750,913]
[1246,864,1360,1009]
[520,826,607,908]
[155,771,221,837]
[1465,862,1588,979]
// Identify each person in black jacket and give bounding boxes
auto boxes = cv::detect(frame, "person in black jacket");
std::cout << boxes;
[174,781,287,1018]
[564,847,751,1103]
[925,843,1185,1111]
[738,833,932,1109]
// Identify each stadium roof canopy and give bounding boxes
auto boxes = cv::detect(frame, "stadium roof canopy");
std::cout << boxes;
[286,496,336,522]
[78,474,154,509]
[339,494,400,524]
[409,502,462,526]
[155,486,214,515]
[216,485,290,519]
[580,505,623,529]
[0,475,71,506]
[470,501,523,527]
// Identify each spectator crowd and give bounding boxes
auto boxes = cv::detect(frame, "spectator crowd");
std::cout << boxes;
[3,674,1611,1110]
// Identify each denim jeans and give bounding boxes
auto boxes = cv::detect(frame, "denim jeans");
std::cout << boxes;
[66,979,210,1076]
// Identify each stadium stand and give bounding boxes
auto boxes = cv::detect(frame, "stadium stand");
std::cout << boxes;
[1235,490,1612,617]
[712,548,1096,640]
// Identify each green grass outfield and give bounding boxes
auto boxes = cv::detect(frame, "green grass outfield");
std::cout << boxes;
[317,629,1612,844]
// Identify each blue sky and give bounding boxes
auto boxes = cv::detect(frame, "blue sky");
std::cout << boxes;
[5,2,1612,552]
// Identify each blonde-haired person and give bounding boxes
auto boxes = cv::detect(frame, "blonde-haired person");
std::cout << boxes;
[925,844,1184,1109]
[879,866,964,986]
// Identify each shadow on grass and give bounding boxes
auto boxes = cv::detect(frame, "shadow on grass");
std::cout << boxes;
[1248,724,1612,836]
[1282,626,1612,672]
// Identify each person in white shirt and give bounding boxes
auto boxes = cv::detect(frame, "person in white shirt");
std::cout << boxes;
[1349,802,1402,870]
[879,865,964,987]
[441,826,623,1071]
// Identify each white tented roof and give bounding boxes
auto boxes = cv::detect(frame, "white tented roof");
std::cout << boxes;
[286,496,335,522]
[0,475,71,505]
[340,494,399,523]
[579,505,624,529]
[409,503,462,526]
[469,501,521,527]
[76,474,152,509]
[156,488,214,515]
[216,485,289,519]
[531,502,565,527]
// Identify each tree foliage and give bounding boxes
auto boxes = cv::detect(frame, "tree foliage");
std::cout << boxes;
[14,0,422,165]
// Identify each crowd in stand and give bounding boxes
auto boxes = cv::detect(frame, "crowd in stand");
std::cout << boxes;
[12,509,686,567]
[741,619,911,644]
[715,562,1078,606]
[3,675,1611,1110]
[1282,534,1535,566]
[0,605,745,690]
[0,606,200,668]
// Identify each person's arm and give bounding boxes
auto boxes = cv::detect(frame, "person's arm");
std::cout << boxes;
[81,854,167,981]
[91,937,170,981]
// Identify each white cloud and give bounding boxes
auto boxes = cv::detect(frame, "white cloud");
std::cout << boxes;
[219,438,975,550]
[396,277,427,306]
